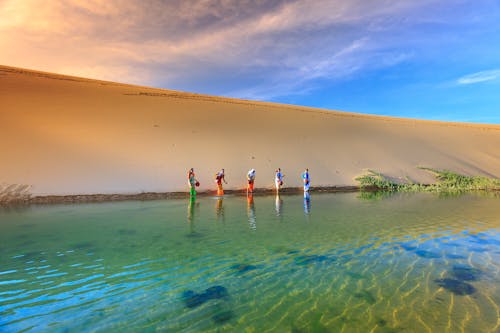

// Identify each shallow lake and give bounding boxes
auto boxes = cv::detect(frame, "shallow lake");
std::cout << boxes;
[1,192,499,332]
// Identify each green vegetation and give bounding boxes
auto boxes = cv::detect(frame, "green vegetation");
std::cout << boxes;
[355,170,400,191]
[355,168,500,193]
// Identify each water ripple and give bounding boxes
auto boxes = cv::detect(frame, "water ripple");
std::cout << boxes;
[0,193,498,332]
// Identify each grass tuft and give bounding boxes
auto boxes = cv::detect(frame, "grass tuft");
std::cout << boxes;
[354,170,399,191]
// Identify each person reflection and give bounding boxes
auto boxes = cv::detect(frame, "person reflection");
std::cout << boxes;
[247,194,256,230]
[275,193,283,218]
[187,196,199,236]
[303,191,311,216]
[216,197,225,223]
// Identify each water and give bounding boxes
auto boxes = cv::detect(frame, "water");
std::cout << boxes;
[0,192,499,333]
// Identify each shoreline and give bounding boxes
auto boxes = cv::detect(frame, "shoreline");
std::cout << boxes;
[1,186,498,206]
[1,186,364,205]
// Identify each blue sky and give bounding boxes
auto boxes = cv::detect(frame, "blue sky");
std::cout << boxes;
[1,0,499,123]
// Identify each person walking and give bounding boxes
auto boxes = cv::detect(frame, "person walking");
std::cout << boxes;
[187,168,199,197]
[302,168,310,192]
[247,169,256,194]
[215,168,227,196]
[275,168,284,192]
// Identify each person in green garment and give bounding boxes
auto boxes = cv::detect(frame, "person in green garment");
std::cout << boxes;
[187,168,199,197]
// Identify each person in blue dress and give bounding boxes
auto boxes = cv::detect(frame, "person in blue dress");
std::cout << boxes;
[275,168,284,192]
[302,168,310,192]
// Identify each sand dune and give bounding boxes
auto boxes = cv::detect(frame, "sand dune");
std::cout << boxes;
[1,65,499,197]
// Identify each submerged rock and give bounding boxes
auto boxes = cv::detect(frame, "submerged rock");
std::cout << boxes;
[294,254,332,266]
[414,250,441,259]
[181,285,229,309]
[182,290,206,308]
[434,278,476,295]
[398,243,418,251]
[451,265,482,281]
[204,286,229,299]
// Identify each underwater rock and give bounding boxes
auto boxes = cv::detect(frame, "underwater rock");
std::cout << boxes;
[182,286,229,308]
[204,286,229,299]
[212,310,234,324]
[398,243,418,251]
[182,290,206,308]
[451,265,482,281]
[434,278,476,295]
[414,250,441,259]
[230,264,257,274]
[294,254,331,266]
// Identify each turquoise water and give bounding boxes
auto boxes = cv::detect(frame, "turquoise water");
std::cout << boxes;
[1,192,499,333]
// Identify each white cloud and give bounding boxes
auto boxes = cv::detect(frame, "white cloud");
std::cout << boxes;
[456,69,500,85]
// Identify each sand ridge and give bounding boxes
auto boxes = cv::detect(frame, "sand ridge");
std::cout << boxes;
[3,65,499,130]
[1,65,499,196]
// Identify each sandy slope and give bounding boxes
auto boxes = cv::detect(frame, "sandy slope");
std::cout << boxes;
[1,65,499,196]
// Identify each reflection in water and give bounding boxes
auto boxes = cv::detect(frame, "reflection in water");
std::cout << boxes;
[216,197,225,223]
[303,192,311,215]
[247,194,256,230]
[357,191,395,201]
[187,196,199,236]
[275,194,283,217]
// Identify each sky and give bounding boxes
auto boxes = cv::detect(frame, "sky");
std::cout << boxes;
[1,0,499,123]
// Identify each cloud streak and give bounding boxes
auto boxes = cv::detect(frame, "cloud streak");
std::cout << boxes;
[0,0,497,101]
[456,69,500,85]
